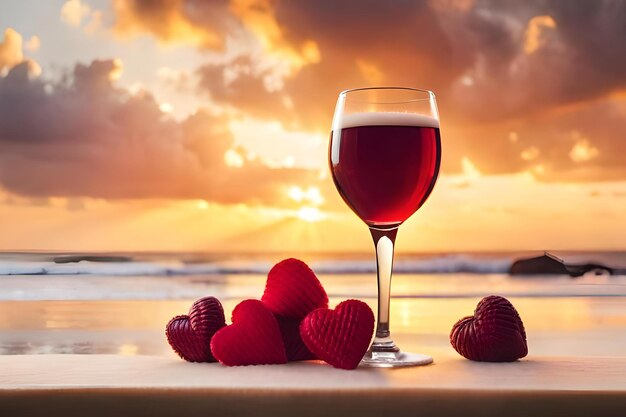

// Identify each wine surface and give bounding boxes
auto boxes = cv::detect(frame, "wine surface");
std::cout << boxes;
[330,112,441,226]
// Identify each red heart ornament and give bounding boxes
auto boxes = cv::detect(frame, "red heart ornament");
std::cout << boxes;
[300,299,375,370]
[450,295,528,362]
[166,296,226,362]
[275,315,316,361]
[262,258,328,320]
[211,299,288,366]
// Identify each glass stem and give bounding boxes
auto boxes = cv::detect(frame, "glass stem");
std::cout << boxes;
[369,226,400,353]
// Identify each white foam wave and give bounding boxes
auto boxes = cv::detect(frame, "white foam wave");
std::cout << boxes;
[313,256,511,274]
[0,256,511,276]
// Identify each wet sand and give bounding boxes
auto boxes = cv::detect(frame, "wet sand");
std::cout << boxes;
[1,296,624,357]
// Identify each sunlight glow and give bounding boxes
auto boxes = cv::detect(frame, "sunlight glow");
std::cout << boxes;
[108,58,124,81]
[113,0,221,47]
[287,186,324,206]
[524,15,556,54]
[196,200,209,210]
[296,206,325,223]
[159,102,174,113]
[461,157,481,179]
[118,343,139,356]
[224,149,245,168]
[229,117,325,170]
[521,146,539,161]
[569,133,599,163]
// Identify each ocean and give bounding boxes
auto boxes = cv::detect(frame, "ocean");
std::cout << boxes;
[1,251,625,357]
[0,250,625,300]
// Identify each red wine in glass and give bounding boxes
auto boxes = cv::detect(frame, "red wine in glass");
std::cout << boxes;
[329,89,442,368]
[330,112,441,227]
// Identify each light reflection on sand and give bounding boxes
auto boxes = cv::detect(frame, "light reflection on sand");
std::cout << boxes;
[1,272,625,356]
[0,296,624,357]
[118,343,139,356]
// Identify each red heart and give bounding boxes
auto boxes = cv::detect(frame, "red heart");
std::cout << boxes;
[166,297,226,362]
[211,299,288,366]
[262,258,328,320]
[450,295,528,362]
[275,315,316,361]
[300,299,375,370]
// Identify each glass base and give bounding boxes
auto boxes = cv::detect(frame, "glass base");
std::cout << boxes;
[360,350,433,368]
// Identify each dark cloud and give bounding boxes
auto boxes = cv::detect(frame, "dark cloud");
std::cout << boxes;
[111,0,626,126]
[454,96,626,179]
[2,0,625,200]
[0,59,316,204]
[450,0,626,121]
[198,0,466,131]
[192,0,626,180]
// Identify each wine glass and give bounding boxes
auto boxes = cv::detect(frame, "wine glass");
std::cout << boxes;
[329,87,441,367]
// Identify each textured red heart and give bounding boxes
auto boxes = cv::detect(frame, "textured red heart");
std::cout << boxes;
[166,296,226,362]
[300,299,375,370]
[262,258,328,320]
[211,299,288,366]
[450,295,528,362]
[275,315,316,361]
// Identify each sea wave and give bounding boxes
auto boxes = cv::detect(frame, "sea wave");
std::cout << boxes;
[0,255,513,276]
[314,256,511,274]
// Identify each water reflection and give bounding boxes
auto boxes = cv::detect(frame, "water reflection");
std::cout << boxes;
[0,296,624,356]
[118,343,139,355]
[0,341,109,355]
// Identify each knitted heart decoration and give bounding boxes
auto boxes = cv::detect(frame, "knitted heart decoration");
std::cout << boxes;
[300,299,375,370]
[275,315,316,361]
[450,295,528,362]
[166,296,226,362]
[211,299,288,366]
[262,258,328,319]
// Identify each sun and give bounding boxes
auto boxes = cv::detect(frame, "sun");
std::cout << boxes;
[196,200,209,210]
[296,206,325,222]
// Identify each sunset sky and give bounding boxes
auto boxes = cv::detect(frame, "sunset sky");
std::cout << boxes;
[0,0,625,253]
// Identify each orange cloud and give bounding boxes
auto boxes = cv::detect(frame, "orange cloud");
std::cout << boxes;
[3,0,626,200]
[105,1,626,130]
[60,0,91,27]
[112,0,229,48]
[0,28,23,71]
[0,59,318,205]
[0,28,41,78]
[229,0,321,70]
[523,15,556,54]
[24,36,40,52]
[60,0,102,33]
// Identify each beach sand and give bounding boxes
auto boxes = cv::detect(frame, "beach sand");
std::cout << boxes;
[1,272,625,416]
